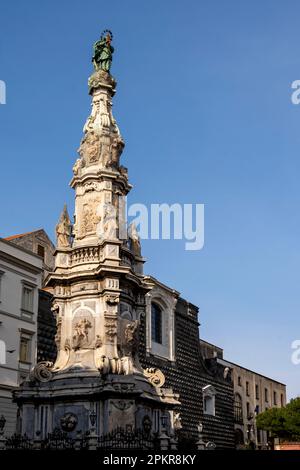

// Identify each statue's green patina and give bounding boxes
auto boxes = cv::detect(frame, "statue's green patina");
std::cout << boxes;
[92,30,114,73]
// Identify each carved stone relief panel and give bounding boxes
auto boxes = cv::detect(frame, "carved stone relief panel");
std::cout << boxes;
[108,399,135,432]
[72,309,94,350]
[80,201,101,238]
[78,131,101,165]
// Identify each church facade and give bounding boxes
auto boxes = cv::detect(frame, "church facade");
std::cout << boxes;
[139,279,235,448]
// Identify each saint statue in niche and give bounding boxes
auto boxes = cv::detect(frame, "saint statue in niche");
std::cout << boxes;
[56,204,72,248]
[128,223,141,257]
[73,318,92,350]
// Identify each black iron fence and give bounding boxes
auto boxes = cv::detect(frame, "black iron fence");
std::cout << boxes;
[0,427,168,451]
[41,428,76,450]
[97,427,157,450]
[5,433,33,450]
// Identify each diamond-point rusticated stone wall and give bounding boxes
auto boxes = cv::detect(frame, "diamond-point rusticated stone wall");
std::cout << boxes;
[139,297,235,449]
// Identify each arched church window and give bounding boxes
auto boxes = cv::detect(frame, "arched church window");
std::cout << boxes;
[234,393,243,423]
[151,302,162,344]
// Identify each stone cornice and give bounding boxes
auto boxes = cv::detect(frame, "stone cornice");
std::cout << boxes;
[143,275,180,298]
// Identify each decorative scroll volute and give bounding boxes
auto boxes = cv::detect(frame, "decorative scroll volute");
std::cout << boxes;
[143,367,166,388]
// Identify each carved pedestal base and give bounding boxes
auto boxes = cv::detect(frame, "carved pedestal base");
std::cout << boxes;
[14,371,180,440]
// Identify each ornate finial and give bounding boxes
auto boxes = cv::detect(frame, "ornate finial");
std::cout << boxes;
[92,30,114,73]
[56,204,72,248]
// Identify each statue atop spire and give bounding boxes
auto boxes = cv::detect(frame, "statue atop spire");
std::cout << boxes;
[72,30,125,189]
[92,30,114,73]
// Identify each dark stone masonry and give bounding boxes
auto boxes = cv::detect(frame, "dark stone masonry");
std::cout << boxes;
[139,297,235,449]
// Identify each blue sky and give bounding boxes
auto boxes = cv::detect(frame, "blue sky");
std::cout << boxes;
[1,0,300,399]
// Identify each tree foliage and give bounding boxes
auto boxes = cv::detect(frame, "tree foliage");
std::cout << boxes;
[256,398,300,440]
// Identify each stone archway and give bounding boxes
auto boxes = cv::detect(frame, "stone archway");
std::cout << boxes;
[235,428,245,448]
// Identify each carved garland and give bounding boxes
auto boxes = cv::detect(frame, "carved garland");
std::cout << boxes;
[104,319,117,342]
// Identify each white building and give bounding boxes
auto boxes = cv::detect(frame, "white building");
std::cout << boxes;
[0,238,43,435]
